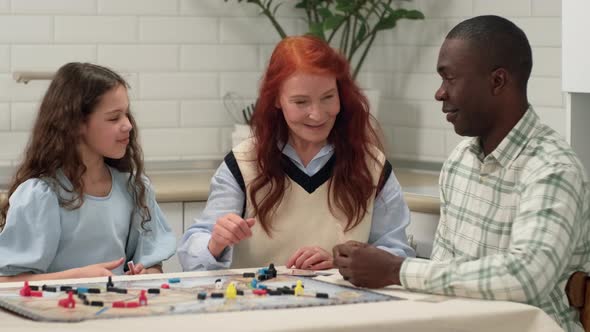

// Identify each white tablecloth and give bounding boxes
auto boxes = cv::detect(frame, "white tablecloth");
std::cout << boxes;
[0,268,564,332]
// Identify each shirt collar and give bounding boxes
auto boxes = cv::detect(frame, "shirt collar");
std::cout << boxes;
[467,106,539,167]
[280,142,334,168]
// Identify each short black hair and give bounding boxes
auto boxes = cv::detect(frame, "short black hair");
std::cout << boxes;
[446,15,532,91]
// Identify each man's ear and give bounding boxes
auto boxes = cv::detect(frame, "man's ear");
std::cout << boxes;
[490,67,508,96]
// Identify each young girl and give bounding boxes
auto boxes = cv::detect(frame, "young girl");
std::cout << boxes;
[178,36,415,271]
[0,62,176,282]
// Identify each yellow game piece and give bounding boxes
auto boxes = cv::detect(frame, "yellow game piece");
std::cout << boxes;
[294,280,304,296]
[225,282,237,299]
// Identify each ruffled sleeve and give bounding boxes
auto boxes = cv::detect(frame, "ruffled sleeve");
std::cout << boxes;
[126,178,176,269]
[0,179,61,276]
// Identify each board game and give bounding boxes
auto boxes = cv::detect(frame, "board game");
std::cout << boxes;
[0,267,400,322]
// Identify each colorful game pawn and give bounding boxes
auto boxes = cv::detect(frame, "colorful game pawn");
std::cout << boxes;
[294,280,304,296]
[250,278,258,289]
[168,278,181,284]
[19,281,42,297]
[58,291,76,309]
[161,284,170,289]
[225,282,237,299]
[139,290,148,306]
[19,281,31,297]
[106,276,114,288]
[215,278,222,289]
[267,263,277,278]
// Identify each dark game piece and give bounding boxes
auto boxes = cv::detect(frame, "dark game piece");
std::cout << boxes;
[88,288,101,294]
[267,263,277,278]
[148,288,160,294]
[211,292,224,298]
[116,288,128,294]
[83,300,90,306]
[242,272,255,278]
[268,290,282,296]
[60,286,73,292]
[78,293,87,300]
[106,276,114,288]
[281,288,295,295]
[316,293,329,299]
[236,290,244,296]
[90,301,104,307]
[29,285,39,291]
[197,292,207,300]
[258,274,269,281]
[42,285,56,292]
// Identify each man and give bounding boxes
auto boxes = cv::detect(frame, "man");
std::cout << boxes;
[333,15,590,332]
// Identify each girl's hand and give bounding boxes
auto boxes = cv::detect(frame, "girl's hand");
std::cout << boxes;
[72,258,125,278]
[125,263,163,275]
[208,213,255,258]
[286,246,333,270]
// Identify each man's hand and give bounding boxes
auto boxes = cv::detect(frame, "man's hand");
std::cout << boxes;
[333,240,405,288]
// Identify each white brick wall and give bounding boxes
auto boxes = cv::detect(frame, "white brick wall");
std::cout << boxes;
[0,0,565,165]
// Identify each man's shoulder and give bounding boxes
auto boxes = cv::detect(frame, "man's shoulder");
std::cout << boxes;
[522,123,586,173]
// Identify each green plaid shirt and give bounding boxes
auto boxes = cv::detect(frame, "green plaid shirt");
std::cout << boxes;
[400,108,590,332]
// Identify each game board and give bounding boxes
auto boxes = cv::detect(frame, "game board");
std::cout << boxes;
[0,272,400,322]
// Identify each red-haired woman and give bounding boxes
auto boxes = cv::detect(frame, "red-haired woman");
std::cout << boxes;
[178,35,415,271]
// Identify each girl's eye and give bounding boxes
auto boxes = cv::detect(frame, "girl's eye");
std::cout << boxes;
[322,95,334,100]
[294,101,307,105]
[108,117,119,122]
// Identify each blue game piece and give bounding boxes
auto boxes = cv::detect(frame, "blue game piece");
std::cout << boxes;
[257,268,268,275]
[77,287,89,294]
[250,278,258,288]
[257,284,268,290]
[168,278,181,284]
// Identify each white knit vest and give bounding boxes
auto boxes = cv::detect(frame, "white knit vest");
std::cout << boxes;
[228,138,388,268]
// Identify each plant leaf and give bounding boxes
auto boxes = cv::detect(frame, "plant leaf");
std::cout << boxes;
[335,0,355,13]
[323,14,345,30]
[404,10,425,19]
[375,14,397,30]
[317,7,332,19]
[308,22,326,40]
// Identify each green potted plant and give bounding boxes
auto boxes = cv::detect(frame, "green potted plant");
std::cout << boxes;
[224,0,425,80]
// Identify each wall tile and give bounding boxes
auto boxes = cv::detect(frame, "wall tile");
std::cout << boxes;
[0,16,53,43]
[531,0,561,17]
[140,17,218,43]
[473,0,530,16]
[11,45,96,71]
[12,0,96,14]
[98,45,178,72]
[139,73,219,99]
[55,16,137,43]
[181,45,258,71]
[98,0,177,15]
[0,103,9,130]
[132,101,179,128]
[140,128,221,158]
[181,100,237,127]
[10,102,37,131]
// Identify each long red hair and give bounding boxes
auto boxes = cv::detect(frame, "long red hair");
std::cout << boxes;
[250,35,383,235]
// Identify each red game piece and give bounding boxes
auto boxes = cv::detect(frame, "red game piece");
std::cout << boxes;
[112,301,125,308]
[139,290,148,306]
[161,283,170,289]
[253,289,267,296]
[58,291,76,309]
[125,301,140,308]
[19,281,31,297]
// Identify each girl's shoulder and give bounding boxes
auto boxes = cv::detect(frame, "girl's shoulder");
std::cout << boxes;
[10,178,58,206]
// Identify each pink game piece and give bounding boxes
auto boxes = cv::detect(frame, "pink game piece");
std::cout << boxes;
[139,290,148,306]
[125,302,140,308]
[58,291,75,309]
[112,301,126,308]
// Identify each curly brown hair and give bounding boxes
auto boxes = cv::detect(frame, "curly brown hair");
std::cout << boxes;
[0,62,150,230]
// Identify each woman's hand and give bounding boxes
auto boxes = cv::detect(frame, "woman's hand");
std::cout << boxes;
[72,257,125,278]
[286,246,333,270]
[208,213,256,258]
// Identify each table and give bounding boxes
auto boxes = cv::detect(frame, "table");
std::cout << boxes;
[0,268,563,332]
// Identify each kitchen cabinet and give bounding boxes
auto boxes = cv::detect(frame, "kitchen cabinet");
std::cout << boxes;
[407,211,439,258]
[159,201,207,273]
